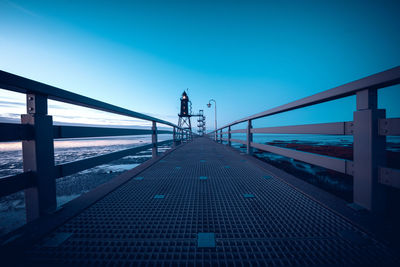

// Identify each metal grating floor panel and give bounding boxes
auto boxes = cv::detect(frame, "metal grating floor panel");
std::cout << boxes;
[23,137,399,266]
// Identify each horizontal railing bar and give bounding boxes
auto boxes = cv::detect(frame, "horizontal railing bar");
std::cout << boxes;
[221,138,228,141]
[218,66,400,130]
[0,70,179,128]
[0,123,34,141]
[55,140,172,178]
[229,129,246,134]
[251,142,353,175]
[0,172,35,198]
[379,167,400,189]
[230,139,246,145]
[251,121,354,135]
[220,131,229,135]
[379,118,400,136]
[53,125,172,139]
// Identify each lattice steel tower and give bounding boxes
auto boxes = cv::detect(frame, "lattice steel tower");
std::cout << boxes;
[196,110,206,136]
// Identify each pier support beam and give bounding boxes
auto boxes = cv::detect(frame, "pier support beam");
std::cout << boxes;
[228,126,231,146]
[22,93,56,222]
[152,121,158,158]
[173,127,177,147]
[247,120,253,155]
[353,89,386,213]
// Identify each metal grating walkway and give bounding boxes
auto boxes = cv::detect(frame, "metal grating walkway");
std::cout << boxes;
[22,138,398,266]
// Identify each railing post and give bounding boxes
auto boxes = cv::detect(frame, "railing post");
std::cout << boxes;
[152,121,158,158]
[173,127,177,147]
[228,126,231,146]
[353,88,386,213]
[22,93,56,222]
[246,120,253,155]
[220,129,223,143]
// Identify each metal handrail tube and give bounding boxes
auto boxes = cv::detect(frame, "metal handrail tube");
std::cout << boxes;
[250,121,354,135]
[0,123,34,141]
[0,172,35,198]
[229,138,246,145]
[229,129,246,134]
[251,142,353,175]
[55,140,171,178]
[53,125,172,139]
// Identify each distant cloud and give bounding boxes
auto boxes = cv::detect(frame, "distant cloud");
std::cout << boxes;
[0,100,25,107]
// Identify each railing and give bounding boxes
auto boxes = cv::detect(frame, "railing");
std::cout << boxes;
[209,66,400,213]
[0,70,192,222]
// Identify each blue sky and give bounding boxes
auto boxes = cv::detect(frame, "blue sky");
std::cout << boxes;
[0,0,399,131]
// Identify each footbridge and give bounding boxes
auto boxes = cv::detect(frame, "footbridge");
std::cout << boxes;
[0,68,400,266]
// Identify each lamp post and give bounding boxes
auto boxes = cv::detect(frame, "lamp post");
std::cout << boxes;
[207,99,217,141]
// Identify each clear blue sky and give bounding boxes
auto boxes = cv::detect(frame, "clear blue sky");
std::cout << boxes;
[0,0,399,130]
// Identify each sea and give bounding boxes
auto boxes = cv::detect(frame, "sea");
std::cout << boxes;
[1,134,399,236]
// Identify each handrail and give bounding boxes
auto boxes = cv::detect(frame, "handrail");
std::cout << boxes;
[55,140,171,179]
[217,66,400,129]
[0,172,35,198]
[53,125,172,139]
[0,123,173,141]
[250,122,354,135]
[210,66,400,212]
[0,70,179,128]
[0,70,194,222]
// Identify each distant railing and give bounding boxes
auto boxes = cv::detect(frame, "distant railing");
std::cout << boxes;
[209,66,400,213]
[0,70,193,222]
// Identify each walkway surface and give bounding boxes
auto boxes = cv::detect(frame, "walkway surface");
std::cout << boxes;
[21,138,398,266]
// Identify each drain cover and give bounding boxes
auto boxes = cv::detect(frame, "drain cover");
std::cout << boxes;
[197,233,215,248]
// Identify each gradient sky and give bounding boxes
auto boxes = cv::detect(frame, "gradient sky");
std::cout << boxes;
[0,0,399,131]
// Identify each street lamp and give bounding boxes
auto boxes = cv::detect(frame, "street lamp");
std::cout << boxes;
[207,99,217,140]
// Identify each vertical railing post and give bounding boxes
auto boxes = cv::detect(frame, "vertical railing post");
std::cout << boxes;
[152,121,158,158]
[22,93,56,222]
[353,88,386,212]
[228,126,232,146]
[246,120,253,155]
[173,127,177,147]
[220,129,223,143]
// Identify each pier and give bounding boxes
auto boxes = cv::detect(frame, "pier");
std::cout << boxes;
[0,67,400,266]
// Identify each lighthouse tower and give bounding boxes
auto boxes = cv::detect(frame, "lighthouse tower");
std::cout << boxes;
[178,91,192,138]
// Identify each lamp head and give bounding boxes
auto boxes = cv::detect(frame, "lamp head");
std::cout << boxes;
[207,103,211,108]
